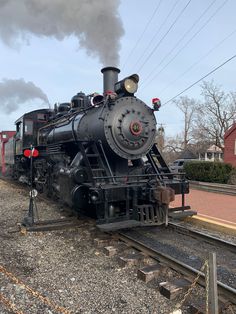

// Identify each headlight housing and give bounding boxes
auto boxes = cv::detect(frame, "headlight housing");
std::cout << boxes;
[115,74,139,95]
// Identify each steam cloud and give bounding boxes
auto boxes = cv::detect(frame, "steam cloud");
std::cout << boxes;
[0,0,124,65]
[0,79,49,114]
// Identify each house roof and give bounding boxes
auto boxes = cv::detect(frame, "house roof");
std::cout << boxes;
[224,122,236,139]
[179,149,197,159]
[207,144,223,152]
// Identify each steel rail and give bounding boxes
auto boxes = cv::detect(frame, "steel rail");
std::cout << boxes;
[190,181,236,196]
[118,232,236,304]
[169,222,236,254]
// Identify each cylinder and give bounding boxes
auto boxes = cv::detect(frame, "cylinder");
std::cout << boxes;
[101,67,120,94]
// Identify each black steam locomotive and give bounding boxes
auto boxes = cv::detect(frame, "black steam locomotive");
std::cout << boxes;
[4,67,191,229]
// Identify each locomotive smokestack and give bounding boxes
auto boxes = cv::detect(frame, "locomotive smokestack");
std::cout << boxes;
[101,67,120,94]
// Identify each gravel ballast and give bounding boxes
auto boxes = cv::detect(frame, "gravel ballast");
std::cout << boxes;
[0,179,181,314]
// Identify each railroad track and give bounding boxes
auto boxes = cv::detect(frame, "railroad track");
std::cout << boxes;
[116,226,236,305]
[2,176,236,307]
[190,180,236,196]
[169,221,236,254]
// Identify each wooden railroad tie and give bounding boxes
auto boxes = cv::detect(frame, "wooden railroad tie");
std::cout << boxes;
[159,278,191,300]
[137,264,166,283]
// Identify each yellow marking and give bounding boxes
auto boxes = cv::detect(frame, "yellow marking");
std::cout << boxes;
[186,215,236,236]
[198,213,236,226]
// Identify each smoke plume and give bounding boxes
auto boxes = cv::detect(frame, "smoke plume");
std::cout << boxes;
[0,0,124,65]
[0,78,49,114]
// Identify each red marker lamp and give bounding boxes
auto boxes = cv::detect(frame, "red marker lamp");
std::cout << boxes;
[152,98,161,111]
[23,148,39,158]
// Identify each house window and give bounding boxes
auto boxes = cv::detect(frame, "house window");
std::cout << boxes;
[234,139,236,155]
[2,134,7,139]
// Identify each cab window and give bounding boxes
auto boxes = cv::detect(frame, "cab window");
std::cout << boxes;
[25,120,33,135]
[16,122,23,139]
[37,113,46,121]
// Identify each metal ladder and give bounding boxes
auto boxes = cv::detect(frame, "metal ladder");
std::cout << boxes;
[78,141,115,185]
[146,144,173,181]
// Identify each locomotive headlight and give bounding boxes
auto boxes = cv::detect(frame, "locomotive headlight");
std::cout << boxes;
[124,78,138,93]
[115,74,139,95]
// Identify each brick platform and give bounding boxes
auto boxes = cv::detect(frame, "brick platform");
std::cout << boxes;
[171,188,236,226]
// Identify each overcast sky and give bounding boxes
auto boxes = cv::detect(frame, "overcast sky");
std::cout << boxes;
[0,0,235,136]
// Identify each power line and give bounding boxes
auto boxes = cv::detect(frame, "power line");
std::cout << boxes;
[159,28,236,96]
[131,0,180,71]
[140,0,217,85]
[137,0,192,73]
[121,0,162,69]
[162,54,236,106]
[141,0,229,89]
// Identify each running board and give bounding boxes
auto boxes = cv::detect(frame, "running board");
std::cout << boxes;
[169,206,191,212]
[169,210,197,219]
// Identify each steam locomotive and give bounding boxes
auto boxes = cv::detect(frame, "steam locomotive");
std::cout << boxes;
[2,67,191,229]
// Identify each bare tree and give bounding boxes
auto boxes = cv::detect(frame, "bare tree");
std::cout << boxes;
[174,96,198,149]
[194,81,236,149]
[163,81,236,160]
[164,134,183,153]
[162,134,184,163]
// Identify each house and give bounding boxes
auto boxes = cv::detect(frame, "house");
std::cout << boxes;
[173,145,223,163]
[0,131,16,175]
[201,144,223,162]
[224,123,236,167]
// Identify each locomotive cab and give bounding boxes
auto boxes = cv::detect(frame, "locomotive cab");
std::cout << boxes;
[14,109,52,155]
[12,109,52,182]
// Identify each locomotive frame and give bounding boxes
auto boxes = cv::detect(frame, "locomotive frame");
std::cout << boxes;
[2,67,193,230]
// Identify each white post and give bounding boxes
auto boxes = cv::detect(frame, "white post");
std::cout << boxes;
[208,252,219,314]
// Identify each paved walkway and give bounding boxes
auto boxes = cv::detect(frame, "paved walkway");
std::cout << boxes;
[171,189,236,226]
